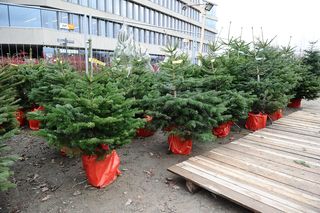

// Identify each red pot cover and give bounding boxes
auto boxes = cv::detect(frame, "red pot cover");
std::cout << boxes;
[212,121,233,138]
[245,112,267,131]
[268,109,283,121]
[136,115,155,137]
[168,134,192,155]
[163,125,177,132]
[82,150,121,188]
[28,106,44,131]
[136,128,155,137]
[287,98,302,108]
[15,109,25,126]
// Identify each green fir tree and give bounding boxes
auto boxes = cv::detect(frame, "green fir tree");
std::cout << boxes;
[0,65,19,191]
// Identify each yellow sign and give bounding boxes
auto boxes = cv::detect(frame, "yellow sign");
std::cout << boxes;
[68,24,75,30]
[89,58,106,66]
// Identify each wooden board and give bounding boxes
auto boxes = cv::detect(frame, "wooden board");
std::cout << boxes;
[168,109,320,212]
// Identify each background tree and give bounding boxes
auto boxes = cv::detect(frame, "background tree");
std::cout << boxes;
[0,65,19,191]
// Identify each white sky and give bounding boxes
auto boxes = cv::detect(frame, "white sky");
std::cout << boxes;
[214,0,320,52]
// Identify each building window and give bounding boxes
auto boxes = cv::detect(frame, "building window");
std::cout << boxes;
[133,27,139,40]
[91,18,98,35]
[81,0,88,7]
[150,9,154,25]
[113,0,120,15]
[145,30,150,44]
[106,0,113,13]
[127,1,133,19]
[0,4,9,26]
[139,5,144,22]
[106,21,113,37]
[120,0,127,17]
[9,6,41,28]
[145,8,149,24]
[89,0,97,9]
[97,0,105,11]
[114,23,121,38]
[133,3,139,21]
[98,19,105,36]
[150,31,154,44]
[139,29,145,43]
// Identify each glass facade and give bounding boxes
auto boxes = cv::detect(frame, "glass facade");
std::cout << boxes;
[41,10,58,29]
[0,4,9,27]
[0,1,216,53]
[9,6,41,28]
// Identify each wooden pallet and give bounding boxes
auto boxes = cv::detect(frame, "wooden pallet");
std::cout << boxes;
[168,109,320,213]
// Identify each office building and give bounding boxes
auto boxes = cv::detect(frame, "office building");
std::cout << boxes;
[0,0,217,66]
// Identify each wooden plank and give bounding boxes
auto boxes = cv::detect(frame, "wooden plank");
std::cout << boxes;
[169,164,305,213]
[203,149,320,186]
[223,142,320,173]
[261,128,320,143]
[287,113,320,122]
[275,118,320,129]
[284,116,320,125]
[252,131,320,148]
[181,161,318,213]
[272,121,320,132]
[267,125,320,138]
[190,156,320,209]
[243,134,320,158]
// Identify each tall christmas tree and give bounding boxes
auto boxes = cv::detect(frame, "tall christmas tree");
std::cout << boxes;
[220,38,301,114]
[104,25,159,130]
[0,65,19,191]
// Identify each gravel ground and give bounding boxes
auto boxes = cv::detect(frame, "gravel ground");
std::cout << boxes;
[0,100,313,213]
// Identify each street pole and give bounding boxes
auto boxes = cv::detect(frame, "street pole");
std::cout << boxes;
[84,14,89,75]
[198,6,206,65]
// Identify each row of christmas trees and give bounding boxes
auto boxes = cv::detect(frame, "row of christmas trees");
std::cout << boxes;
[1,36,319,189]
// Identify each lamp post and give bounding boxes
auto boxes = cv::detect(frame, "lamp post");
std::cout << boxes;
[182,1,217,64]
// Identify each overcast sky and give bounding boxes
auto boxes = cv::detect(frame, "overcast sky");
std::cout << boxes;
[214,0,320,52]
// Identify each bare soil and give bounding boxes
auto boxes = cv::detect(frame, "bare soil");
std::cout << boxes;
[0,102,309,213]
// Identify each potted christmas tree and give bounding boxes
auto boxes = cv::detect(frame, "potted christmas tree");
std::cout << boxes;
[289,42,320,108]
[105,25,159,137]
[149,45,229,154]
[221,39,300,130]
[32,67,143,188]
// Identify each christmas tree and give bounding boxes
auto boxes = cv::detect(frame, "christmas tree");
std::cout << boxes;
[293,42,320,100]
[28,62,79,106]
[220,38,301,114]
[104,25,159,131]
[32,67,143,156]
[149,44,229,142]
[0,65,19,191]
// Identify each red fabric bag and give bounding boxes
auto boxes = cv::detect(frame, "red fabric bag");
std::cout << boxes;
[268,109,283,121]
[28,106,44,131]
[15,109,25,126]
[212,121,233,138]
[136,128,155,137]
[245,112,267,131]
[82,150,121,188]
[136,115,155,137]
[168,134,192,155]
[287,98,302,108]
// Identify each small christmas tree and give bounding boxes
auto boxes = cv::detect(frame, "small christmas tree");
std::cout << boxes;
[149,44,229,142]
[0,65,19,191]
[28,62,79,106]
[32,68,143,156]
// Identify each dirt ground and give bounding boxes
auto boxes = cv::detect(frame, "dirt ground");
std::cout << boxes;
[0,102,311,213]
